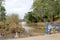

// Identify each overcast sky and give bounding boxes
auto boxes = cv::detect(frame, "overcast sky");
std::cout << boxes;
[4,0,33,19]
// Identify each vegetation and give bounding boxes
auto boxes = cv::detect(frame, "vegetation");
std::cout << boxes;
[0,0,25,38]
[0,0,6,21]
[6,14,25,33]
[0,0,60,38]
[24,12,39,23]
[24,0,60,23]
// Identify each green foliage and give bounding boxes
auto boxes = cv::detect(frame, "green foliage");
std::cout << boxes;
[0,2,6,21]
[24,12,38,23]
[24,0,60,23]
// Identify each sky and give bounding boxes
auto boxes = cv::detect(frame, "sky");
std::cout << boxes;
[4,0,33,19]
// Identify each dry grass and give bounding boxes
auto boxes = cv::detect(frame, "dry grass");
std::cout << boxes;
[54,19,60,24]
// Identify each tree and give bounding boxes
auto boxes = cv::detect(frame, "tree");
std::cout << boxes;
[0,0,6,37]
[6,14,25,34]
[32,0,60,22]
[6,14,20,31]
[0,6,6,21]
[0,0,6,21]
[24,12,39,23]
[6,14,19,24]
[24,0,60,23]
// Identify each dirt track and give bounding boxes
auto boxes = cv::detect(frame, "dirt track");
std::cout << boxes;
[5,33,60,40]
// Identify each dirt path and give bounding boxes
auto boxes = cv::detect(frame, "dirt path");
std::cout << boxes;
[5,33,60,40]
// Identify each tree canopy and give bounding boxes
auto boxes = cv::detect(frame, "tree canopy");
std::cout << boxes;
[24,0,60,23]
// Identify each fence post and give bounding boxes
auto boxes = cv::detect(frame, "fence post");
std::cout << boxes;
[46,22,48,34]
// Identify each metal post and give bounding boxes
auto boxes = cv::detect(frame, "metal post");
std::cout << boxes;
[46,22,48,34]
